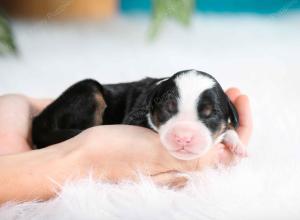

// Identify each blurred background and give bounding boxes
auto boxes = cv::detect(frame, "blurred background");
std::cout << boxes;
[0,0,299,98]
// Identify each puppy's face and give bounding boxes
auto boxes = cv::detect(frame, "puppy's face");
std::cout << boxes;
[148,70,238,160]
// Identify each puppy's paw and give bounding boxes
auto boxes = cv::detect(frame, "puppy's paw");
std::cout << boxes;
[151,171,189,190]
[223,130,248,158]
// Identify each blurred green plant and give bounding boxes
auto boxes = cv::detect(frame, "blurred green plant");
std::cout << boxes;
[149,0,195,39]
[0,12,17,55]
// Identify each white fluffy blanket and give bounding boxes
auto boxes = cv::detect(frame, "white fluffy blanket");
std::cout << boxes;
[0,14,300,220]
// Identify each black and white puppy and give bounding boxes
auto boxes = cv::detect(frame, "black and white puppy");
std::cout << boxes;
[32,69,247,160]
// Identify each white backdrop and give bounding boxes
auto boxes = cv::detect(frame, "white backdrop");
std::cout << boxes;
[0,14,300,219]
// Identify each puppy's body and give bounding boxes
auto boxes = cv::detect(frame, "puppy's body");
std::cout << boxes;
[32,77,160,147]
[33,70,246,160]
[103,77,161,126]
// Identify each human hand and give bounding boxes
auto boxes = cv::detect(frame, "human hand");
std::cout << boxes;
[0,88,252,203]
[0,87,252,183]
[0,94,52,154]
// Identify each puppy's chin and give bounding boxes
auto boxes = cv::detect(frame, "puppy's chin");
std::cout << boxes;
[159,129,213,160]
[168,150,200,160]
[157,117,214,160]
[160,133,212,160]
[159,127,213,161]
[166,146,210,160]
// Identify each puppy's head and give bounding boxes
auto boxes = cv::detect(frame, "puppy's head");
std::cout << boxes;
[148,70,239,160]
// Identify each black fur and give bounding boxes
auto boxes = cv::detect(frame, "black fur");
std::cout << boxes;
[32,79,104,148]
[32,78,161,148]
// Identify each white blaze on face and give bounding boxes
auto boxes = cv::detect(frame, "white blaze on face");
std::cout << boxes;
[158,70,216,160]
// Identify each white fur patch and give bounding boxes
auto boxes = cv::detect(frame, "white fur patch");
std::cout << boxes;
[175,70,215,120]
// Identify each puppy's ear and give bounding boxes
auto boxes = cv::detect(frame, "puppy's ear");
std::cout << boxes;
[226,95,239,128]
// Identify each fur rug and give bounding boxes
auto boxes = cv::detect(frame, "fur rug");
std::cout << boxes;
[0,14,300,219]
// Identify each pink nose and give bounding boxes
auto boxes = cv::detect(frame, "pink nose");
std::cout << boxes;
[174,133,194,146]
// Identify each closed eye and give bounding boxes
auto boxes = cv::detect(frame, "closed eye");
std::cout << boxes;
[199,104,214,118]
[165,99,177,114]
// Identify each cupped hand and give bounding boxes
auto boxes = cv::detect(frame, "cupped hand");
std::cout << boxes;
[0,88,252,189]
[0,88,252,202]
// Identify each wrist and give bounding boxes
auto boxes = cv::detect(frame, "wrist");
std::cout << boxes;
[0,142,82,203]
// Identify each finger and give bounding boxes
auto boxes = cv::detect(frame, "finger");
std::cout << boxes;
[168,176,188,190]
[225,87,241,103]
[151,171,188,188]
[235,95,253,145]
[151,170,179,184]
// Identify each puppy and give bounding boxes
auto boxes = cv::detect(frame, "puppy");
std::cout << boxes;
[32,69,247,160]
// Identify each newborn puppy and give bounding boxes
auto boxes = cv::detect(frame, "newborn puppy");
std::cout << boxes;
[32,69,246,160]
